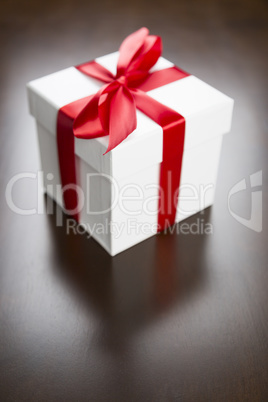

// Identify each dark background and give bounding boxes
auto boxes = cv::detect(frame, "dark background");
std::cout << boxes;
[0,0,267,401]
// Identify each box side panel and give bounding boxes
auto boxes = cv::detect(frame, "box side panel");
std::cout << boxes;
[184,98,233,150]
[78,159,112,254]
[111,135,223,255]
[36,122,112,254]
[36,122,224,256]
[176,135,223,222]
[36,122,63,207]
[111,163,160,256]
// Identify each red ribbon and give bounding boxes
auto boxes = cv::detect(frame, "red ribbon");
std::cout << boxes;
[57,28,189,231]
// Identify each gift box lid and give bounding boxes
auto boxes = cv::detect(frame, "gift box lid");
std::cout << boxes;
[27,52,234,180]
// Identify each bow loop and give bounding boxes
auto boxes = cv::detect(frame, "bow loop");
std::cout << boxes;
[116,28,162,83]
[116,27,149,77]
[125,35,162,77]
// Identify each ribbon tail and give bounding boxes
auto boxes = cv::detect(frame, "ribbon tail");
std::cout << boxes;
[73,89,107,139]
[99,85,137,154]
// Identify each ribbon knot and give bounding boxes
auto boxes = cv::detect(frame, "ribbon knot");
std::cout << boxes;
[116,75,128,86]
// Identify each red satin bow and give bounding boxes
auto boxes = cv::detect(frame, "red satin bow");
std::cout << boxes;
[57,28,189,229]
[73,27,185,153]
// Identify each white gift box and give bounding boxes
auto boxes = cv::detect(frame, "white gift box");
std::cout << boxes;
[27,52,234,256]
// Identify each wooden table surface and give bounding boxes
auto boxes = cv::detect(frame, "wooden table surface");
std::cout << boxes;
[0,0,267,401]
